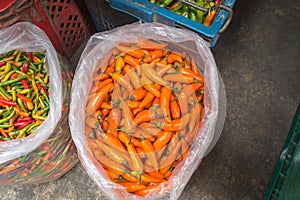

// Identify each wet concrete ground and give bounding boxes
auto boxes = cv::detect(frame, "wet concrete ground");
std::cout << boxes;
[0,0,299,199]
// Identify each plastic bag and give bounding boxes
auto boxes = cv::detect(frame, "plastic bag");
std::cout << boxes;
[70,22,224,199]
[0,22,77,185]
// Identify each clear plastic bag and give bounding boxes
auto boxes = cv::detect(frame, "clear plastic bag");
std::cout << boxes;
[70,22,224,199]
[0,22,77,184]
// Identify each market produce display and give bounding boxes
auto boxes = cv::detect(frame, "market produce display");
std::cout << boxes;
[149,0,221,26]
[0,54,77,185]
[0,50,49,141]
[85,40,205,196]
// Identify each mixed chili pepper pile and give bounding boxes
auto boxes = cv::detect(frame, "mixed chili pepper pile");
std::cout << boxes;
[0,50,50,141]
[149,0,221,26]
[85,40,205,196]
[0,54,77,185]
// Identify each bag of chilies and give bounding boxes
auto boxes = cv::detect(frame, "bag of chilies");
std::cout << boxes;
[0,22,77,185]
[70,22,224,199]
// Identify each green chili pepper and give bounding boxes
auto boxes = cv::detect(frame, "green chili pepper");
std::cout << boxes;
[0,76,28,87]
[158,0,173,7]
[18,122,36,138]
[41,90,49,104]
[15,51,21,62]
[23,56,39,72]
[0,124,12,128]
[171,3,183,12]
[32,115,47,120]
[0,63,11,76]
[0,110,15,124]
[27,88,33,98]
[188,10,198,21]
[2,70,16,82]
[0,86,12,99]
[17,98,27,112]
[0,50,15,61]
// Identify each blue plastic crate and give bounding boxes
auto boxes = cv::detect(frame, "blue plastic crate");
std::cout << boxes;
[109,0,236,46]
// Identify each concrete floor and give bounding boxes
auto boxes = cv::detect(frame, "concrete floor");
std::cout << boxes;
[1,0,299,199]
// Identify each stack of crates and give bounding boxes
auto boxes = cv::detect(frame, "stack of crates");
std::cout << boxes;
[0,0,95,58]
[265,103,300,200]
[85,0,236,46]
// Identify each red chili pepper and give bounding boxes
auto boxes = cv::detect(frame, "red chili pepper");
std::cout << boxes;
[22,63,28,73]
[0,61,6,67]
[0,98,17,106]
[37,84,49,96]
[14,120,36,128]
[0,140,5,142]
[1,132,9,138]
[21,79,28,89]
[23,99,28,110]
[26,52,33,61]
[17,117,32,122]
[10,73,18,80]
[16,93,30,102]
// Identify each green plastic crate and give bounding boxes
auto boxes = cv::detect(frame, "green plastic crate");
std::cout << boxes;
[265,103,300,200]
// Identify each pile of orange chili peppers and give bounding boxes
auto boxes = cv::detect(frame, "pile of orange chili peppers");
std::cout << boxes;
[85,40,204,196]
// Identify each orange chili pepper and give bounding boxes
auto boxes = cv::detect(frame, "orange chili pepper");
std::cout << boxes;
[95,140,129,165]
[178,92,189,115]
[101,108,110,119]
[143,49,163,63]
[204,10,217,26]
[159,114,190,131]
[160,87,172,124]
[93,73,110,82]
[85,116,99,129]
[191,58,199,75]
[167,53,183,63]
[139,92,155,109]
[163,73,195,83]
[142,64,168,86]
[134,185,157,196]
[132,107,143,116]
[119,182,146,193]
[152,97,160,105]
[101,120,109,132]
[94,150,128,173]
[136,39,168,50]
[179,68,204,83]
[119,131,142,148]
[106,169,121,180]
[91,79,113,94]
[143,83,161,98]
[108,108,121,136]
[146,170,165,180]
[153,131,172,151]
[124,54,140,68]
[96,131,127,152]
[86,83,114,114]
[124,68,141,89]
[100,101,112,109]
[129,87,147,101]
[160,141,182,172]
[140,137,159,171]
[116,45,145,58]
[170,99,181,120]
[133,107,164,125]
[136,147,146,159]
[188,103,202,132]
[115,56,125,73]
[120,99,135,133]
[127,143,143,174]
[111,73,133,92]
[128,100,140,109]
